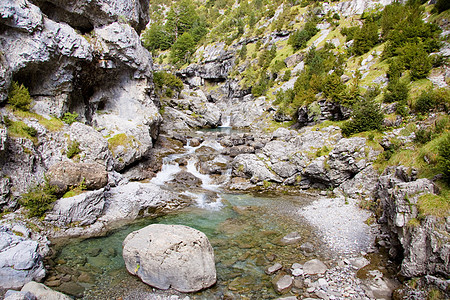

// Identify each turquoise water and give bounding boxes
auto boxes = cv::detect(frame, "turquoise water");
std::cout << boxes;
[48,192,320,299]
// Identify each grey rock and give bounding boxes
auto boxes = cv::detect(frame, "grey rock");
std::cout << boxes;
[122,224,216,292]
[0,0,43,33]
[273,275,293,294]
[303,259,327,275]
[232,154,282,184]
[32,0,149,33]
[67,123,113,170]
[266,263,283,275]
[45,189,105,226]
[377,166,448,277]
[0,127,7,152]
[348,257,370,269]
[280,232,302,245]
[4,290,36,300]
[47,161,108,192]
[0,229,46,289]
[21,281,72,300]
[337,165,379,199]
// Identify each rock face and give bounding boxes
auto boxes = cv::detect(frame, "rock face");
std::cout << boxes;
[122,224,216,292]
[0,227,46,289]
[0,0,162,207]
[377,166,449,278]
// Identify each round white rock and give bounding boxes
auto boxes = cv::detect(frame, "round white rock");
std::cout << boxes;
[122,224,216,292]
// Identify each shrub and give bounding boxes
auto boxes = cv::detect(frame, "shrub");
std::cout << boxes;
[20,181,58,218]
[282,70,291,82]
[288,19,319,50]
[62,112,79,125]
[67,141,81,159]
[170,32,196,64]
[8,81,32,111]
[438,134,450,185]
[341,97,384,137]
[414,90,435,113]
[384,81,408,104]
[23,126,37,137]
[414,128,432,144]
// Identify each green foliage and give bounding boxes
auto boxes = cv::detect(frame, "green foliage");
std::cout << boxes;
[418,192,450,218]
[414,90,436,113]
[415,128,433,144]
[8,82,32,111]
[63,178,86,198]
[62,112,79,125]
[20,181,58,218]
[384,81,409,104]
[252,72,271,97]
[341,97,384,137]
[239,44,247,60]
[288,18,319,51]
[351,20,379,56]
[438,133,450,185]
[67,141,81,159]
[435,0,450,13]
[170,32,196,64]
[142,24,173,52]
[4,117,37,141]
[323,72,349,104]
[153,71,183,97]
[282,69,291,82]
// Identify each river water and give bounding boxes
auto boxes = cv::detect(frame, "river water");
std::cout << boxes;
[46,129,388,299]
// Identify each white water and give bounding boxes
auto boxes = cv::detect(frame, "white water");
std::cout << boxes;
[220,115,231,127]
[152,137,224,209]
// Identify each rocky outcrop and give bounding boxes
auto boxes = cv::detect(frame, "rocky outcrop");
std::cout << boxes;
[297,100,351,128]
[0,0,163,210]
[31,0,149,34]
[177,43,235,85]
[45,182,188,238]
[0,227,46,289]
[377,166,449,278]
[122,224,216,292]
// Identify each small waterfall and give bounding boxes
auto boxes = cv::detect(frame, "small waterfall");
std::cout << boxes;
[186,158,221,191]
[150,155,182,185]
[220,115,231,127]
[182,191,223,210]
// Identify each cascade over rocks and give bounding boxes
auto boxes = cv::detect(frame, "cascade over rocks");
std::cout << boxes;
[377,166,449,278]
[122,224,216,293]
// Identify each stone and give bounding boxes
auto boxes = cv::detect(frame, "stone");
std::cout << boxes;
[45,189,105,226]
[47,161,108,192]
[266,263,283,275]
[21,281,72,300]
[303,259,327,275]
[4,290,36,300]
[0,229,46,289]
[122,224,216,292]
[300,242,315,253]
[232,154,282,184]
[348,257,370,270]
[272,275,293,294]
[280,232,302,245]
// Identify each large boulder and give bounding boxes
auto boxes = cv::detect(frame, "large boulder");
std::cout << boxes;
[0,228,46,289]
[122,224,216,292]
[47,161,108,192]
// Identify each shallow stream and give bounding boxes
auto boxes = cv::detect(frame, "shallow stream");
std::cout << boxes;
[45,129,388,299]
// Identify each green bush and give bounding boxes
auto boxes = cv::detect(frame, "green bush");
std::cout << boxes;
[20,181,58,218]
[23,125,37,137]
[438,134,450,185]
[341,97,384,137]
[67,141,81,159]
[384,81,409,104]
[415,90,436,113]
[153,71,183,97]
[414,128,432,144]
[282,70,291,82]
[170,32,196,64]
[62,112,79,125]
[288,19,319,50]
[8,81,32,111]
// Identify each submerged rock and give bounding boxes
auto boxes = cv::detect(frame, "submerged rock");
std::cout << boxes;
[303,259,327,275]
[122,224,216,292]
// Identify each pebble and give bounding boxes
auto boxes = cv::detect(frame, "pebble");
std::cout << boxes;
[266,263,283,275]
